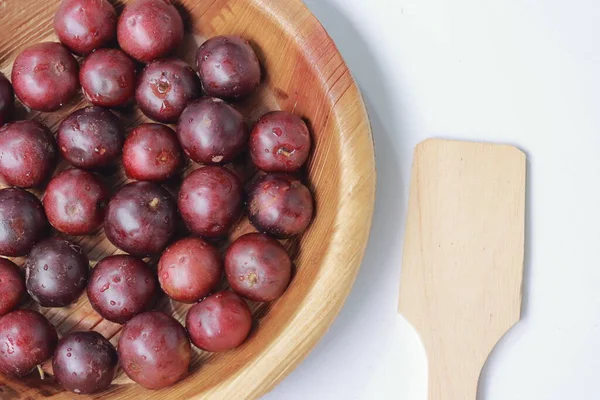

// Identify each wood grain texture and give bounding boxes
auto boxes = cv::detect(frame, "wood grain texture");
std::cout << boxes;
[0,0,376,399]
[398,139,525,400]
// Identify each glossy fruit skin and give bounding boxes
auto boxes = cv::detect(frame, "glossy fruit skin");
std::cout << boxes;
[225,233,292,302]
[248,174,314,238]
[118,311,191,389]
[0,121,56,188]
[0,259,25,316]
[105,182,176,256]
[0,310,58,377]
[196,35,261,99]
[25,238,90,307]
[158,237,222,303]
[123,123,182,182]
[250,111,311,172]
[186,291,252,352]
[0,188,48,257]
[177,97,248,164]
[43,169,109,235]
[87,255,157,324]
[11,42,79,112]
[0,73,14,125]
[58,106,125,169]
[136,59,201,123]
[80,49,137,108]
[54,0,117,55]
[53,331,118,394]
[117,0,184,63]
[178,166,243,238]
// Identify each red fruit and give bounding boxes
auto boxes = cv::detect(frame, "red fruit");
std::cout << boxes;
[249,111,311,172]
[57,107,125,169]
[53,331,118,394]
[225,233,292,302]
[0,188,48,257]
[177,97,248,164]
[43,169,109,235]
[104,182,176,256]
[54,0,117,55]
[158,237,222,303]
[87,255,157,324]
[178,166,243,238]
[0,121,56,188]
[136,58,201,123]
[118,312,191,389]
[186,291,252,352]
[0,259,25,316]
[80,49,137,108]
[11,42,79,112]
[117,0,184,63]
[25,238,90,307]
[0,310,58,377]
[123,123,183,182]
[248,174,314,238]
[196,35,261,99]
[0,73,14,125]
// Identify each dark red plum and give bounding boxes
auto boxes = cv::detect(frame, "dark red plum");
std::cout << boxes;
[158,237,222,303]
[248,174,314,238]
[11,42,79,112]
[54,0,117,55]
[80,49,137,108]
[58,106,124,169]
[196,35,261,99]
[136,59,201,123]
[118,311,190,389]
[177,97,248,164]
[0,188,47,257]
[105,182,176,256]
[87,255,157,324]
[0,121,56,188]
[178,166,243,238]
[225,233,292,302]
[117,0,184,63]
[25,238,90,307]
[186,291,252,352]
[123,123,182,182]
[0,310,58,377]
[43,169,109,235]
[0,259,25,316]
[0,73,14,125]
[53,331,118,394]
[250,111,311,172]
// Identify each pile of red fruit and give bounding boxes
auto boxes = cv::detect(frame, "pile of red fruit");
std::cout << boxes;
[0,0,314,394]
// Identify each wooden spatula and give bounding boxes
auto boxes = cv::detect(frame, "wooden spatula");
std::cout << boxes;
[398,139,526,400]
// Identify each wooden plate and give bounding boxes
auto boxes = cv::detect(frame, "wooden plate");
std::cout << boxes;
[0,0,375,399]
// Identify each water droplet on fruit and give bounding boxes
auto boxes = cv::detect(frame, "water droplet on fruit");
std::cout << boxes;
[272,128,283,137]
[113,276,121,283]
[110,300,116,305]
[265,149,270,153]
[43,264,48,270]
[100,283,110,292]
[67,353,71,357]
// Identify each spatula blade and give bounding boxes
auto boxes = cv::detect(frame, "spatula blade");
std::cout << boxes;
[398,139,526,400]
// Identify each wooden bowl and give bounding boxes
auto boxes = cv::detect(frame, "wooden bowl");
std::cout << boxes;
[0,0,375,398]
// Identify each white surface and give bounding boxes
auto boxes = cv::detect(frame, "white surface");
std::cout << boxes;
[263,0,600,399]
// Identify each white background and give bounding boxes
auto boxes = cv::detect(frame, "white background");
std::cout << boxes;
[263,0,600,399]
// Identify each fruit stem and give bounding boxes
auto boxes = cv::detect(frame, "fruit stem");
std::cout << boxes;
[149,197,160,209]
[37,364,45,380]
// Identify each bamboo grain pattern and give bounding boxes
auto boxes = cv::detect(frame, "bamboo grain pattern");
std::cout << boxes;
[398,139,525,400]
[0,0,376,398]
